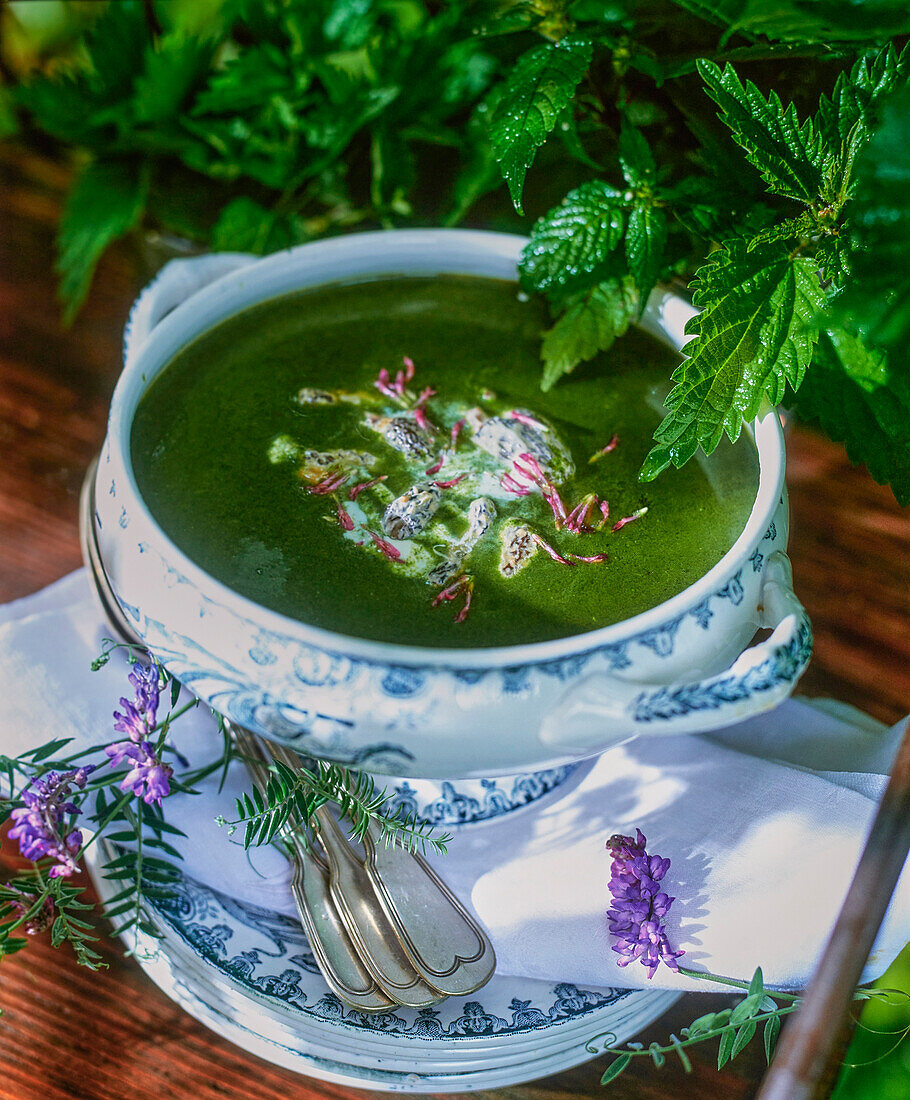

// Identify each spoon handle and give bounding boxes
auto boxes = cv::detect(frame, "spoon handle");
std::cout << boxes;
[230,726,396,1013]
[362,819,496,996]
[311,804,441,1008]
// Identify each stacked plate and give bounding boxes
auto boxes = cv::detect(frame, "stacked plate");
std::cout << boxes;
[88,840,678,1091]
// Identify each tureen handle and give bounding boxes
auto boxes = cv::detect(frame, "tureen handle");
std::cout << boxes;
[124,252,257,370]
[539,551,812,753]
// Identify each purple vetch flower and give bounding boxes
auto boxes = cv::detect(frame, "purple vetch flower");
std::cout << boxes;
[431,574,474,623]
[606,829,683,979]
[113,662,160,742]
[106,739,173,806]
[611,506,648,533]
[7,767,95,878]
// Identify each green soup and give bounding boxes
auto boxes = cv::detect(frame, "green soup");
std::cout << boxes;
[131,276,759,648]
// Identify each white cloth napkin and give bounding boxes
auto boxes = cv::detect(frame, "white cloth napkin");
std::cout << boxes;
[1,570,908,993]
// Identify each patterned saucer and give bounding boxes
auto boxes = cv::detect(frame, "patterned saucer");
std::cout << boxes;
[371,757,594,828]
[88,844,679,1089]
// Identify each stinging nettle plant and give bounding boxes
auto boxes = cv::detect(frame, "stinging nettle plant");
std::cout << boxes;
[10,0,910,504]
[486,6,910,502]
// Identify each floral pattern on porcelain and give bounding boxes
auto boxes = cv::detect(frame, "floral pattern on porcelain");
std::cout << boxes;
[97,461,803,777]
[384,764,581,826]
[632,618,813,722]
[148,870,632,1039]
[99,235,811,780]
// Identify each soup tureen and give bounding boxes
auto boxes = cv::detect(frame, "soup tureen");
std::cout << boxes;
[94,231,812,779]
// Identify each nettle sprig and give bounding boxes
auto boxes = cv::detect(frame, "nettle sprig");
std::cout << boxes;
[0,641,446,969]
[10,3,910,500]
[484,7,910,504]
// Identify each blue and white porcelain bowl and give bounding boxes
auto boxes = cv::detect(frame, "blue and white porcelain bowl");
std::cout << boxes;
[87,838,680,1091]
[95,230,812,779]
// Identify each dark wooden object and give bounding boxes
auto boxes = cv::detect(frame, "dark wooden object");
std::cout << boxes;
[0,143,908,1100]
[758,719,910,1100]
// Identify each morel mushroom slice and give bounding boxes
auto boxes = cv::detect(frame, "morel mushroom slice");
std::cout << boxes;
[427,555,463,587]
[499,523,538,578]
[295,387,366,406]
[364,413,434,458]
[426,497,496,586]
[472,413,574,482]
[381,483,442,540]
[463,497,496,545]
[294,387,337,405]
[463,406,488,434]
[298,448,375,483]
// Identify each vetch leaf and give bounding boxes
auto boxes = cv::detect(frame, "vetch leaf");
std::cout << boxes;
[687,1011,719,1037]
[489,34,593,212]
[793,326,910,506]
[697,59,824,203]
[717,1026,735,1069]
[764,1015,781,1063]
[600,1052,632,1083]
[540,277,637,390]
[520,182,627,293]
[730,992,763,1026]
[731,1020,757,1059]
[642,236,824,479]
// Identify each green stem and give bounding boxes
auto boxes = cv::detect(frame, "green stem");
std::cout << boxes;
[662,42,854,80]
[78,789,135,859]
[677,965,800,1001]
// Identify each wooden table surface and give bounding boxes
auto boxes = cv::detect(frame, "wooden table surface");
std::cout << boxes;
[0,143,908,1100]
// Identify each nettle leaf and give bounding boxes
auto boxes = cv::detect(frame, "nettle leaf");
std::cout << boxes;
[134,35,215,124]
[15,74,99,143]
[210,198,300,254]
[191,45,290,116]
[56,160,148,324]
[794,327,910,505]
[618,120,656,188]
[835,88,910,351]
[626,203,668,304]
[489,34,592,212]
[815,43,909,153]
[540,277,637,390]
[670,0,910,42]
[642,237,824,480]
[84,0,150,102]
[520,181,627,293]
[697,59,824,203]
